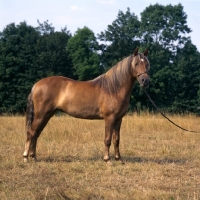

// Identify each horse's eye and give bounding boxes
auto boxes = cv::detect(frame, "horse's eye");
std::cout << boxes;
[135,63,138,66]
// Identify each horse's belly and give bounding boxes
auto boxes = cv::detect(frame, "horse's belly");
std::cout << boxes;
[62,103,102,119]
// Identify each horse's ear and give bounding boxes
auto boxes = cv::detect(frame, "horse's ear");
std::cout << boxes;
[133,47,139,56]
[144,49,148,56]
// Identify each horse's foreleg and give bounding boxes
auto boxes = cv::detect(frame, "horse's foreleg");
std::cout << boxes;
[103,117,115,163]
[112,118,122,161]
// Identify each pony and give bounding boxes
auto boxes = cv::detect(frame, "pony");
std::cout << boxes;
[23,47,150,163]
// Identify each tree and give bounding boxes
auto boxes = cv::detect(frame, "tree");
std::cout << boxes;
[36,20,55,34]
[35,21,72,79]
[139,3,197,113]
[170,41,200,112]
[140,3,191,52]
[98,7,141,70]
[0,22,40,113]
[66,27,101,80]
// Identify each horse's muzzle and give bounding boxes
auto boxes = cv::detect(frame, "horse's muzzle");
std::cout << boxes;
[138,73,150,87]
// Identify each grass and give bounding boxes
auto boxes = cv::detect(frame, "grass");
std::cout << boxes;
[0,113,200,199]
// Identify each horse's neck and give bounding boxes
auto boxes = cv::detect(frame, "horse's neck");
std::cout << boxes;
[111,59,135,93]
[106,65,136,96]
[92,57,136,95]
[119,76,136,97]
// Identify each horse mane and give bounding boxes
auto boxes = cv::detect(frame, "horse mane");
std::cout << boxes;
[92,55,133,94]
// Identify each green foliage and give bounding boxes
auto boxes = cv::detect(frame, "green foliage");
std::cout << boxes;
[66,26,101,80]
[140,3,191,50]
[0,22,40,113]
[170,41,200,112]
[137,4,199,113]
[35,23,72,79]
[98,7,141,69]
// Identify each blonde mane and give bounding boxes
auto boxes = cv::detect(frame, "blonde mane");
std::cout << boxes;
[92,56,133,93]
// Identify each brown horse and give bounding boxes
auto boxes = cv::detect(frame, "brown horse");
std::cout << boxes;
[23,48,150,163]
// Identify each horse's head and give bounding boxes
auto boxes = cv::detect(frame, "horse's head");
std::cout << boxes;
[131,48,150,87]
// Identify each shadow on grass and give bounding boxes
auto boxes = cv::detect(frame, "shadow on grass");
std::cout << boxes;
[124,156,187,165]
[37,155,77,163]
[37,154,103,163]
[35,154,187,165]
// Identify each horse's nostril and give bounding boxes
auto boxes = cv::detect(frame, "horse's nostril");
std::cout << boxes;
[143,78,149,86]
[138,76,150,87]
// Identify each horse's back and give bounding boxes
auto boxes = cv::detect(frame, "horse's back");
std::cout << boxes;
[31,76,103,119]
[32,76,74,97]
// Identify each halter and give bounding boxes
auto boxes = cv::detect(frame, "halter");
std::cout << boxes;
[132,54,149,78]
[137,71,149,78]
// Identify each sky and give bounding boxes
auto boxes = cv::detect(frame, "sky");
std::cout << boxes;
[0,0,200,51]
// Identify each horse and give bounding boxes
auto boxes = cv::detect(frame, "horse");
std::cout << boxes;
[23,47,150,163]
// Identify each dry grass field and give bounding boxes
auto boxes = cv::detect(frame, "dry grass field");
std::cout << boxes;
[0,113,200,200]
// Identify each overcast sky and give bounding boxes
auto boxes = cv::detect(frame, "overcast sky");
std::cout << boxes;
[0,0,200,51]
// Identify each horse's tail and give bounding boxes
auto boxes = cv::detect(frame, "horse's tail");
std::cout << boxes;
[26,92,34,131]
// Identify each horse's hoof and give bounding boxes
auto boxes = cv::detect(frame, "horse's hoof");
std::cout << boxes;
[23,157,28,162]
[104,157,112,165]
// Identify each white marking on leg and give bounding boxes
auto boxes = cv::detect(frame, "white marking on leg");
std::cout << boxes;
[23,151,28,157]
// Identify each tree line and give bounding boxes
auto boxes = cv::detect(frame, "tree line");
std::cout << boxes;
[0,3,200,114]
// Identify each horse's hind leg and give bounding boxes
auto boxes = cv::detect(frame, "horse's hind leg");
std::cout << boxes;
[23,125,38,162]
[23,112,54,162]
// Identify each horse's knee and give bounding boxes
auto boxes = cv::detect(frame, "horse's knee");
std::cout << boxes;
[104,139,111,147]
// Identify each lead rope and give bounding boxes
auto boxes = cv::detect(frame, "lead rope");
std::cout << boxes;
[143,88,200,133]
